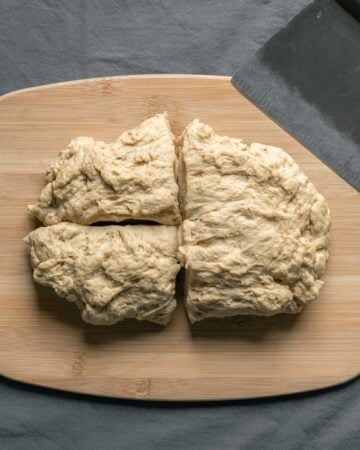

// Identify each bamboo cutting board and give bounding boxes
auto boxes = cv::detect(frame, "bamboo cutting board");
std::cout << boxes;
[0,75,359,401]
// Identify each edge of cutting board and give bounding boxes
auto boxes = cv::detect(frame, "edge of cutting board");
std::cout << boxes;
[0,74,230,100]
[2,373,359,403]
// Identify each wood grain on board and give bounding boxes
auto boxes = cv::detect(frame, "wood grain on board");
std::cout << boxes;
[0,75,359,400]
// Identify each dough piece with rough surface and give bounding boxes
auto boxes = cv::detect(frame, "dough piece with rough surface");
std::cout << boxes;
[29,113,181,226]
[179,119,331,323]
[25,223,180,325]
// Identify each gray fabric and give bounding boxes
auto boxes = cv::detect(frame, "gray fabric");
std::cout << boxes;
[0,1,359,449]
[1,375,359,450]
[1,0,308,95]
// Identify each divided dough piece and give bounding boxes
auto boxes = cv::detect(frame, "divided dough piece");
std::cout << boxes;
[25,223,180,325]
[29,113,181,226]
[179,119,331,323]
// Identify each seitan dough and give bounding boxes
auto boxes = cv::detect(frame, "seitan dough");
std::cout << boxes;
[25,223,180,325]
[29,113,181,226]
[179,119,331,323]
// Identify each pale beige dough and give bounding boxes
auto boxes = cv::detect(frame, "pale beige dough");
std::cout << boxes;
[29,113,181,226]
[179,119,331,323]
[25,223,180,325]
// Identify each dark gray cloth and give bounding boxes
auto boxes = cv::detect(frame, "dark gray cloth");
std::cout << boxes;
[1,0,308,95]
[1,1,359,449]
[1,375,359,450]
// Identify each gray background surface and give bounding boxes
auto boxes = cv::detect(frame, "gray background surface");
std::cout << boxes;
[0,1,359,449]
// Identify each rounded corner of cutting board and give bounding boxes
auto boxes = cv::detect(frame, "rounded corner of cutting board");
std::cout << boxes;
[0,74,359,401]
[2,370,359,402]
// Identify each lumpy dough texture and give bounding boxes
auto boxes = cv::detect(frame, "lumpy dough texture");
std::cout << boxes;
[179,119,331,323]
[29,113,181,226]
[25,223,180,325]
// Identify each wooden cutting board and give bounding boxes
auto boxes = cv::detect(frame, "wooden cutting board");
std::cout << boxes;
[0,75,359,400]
